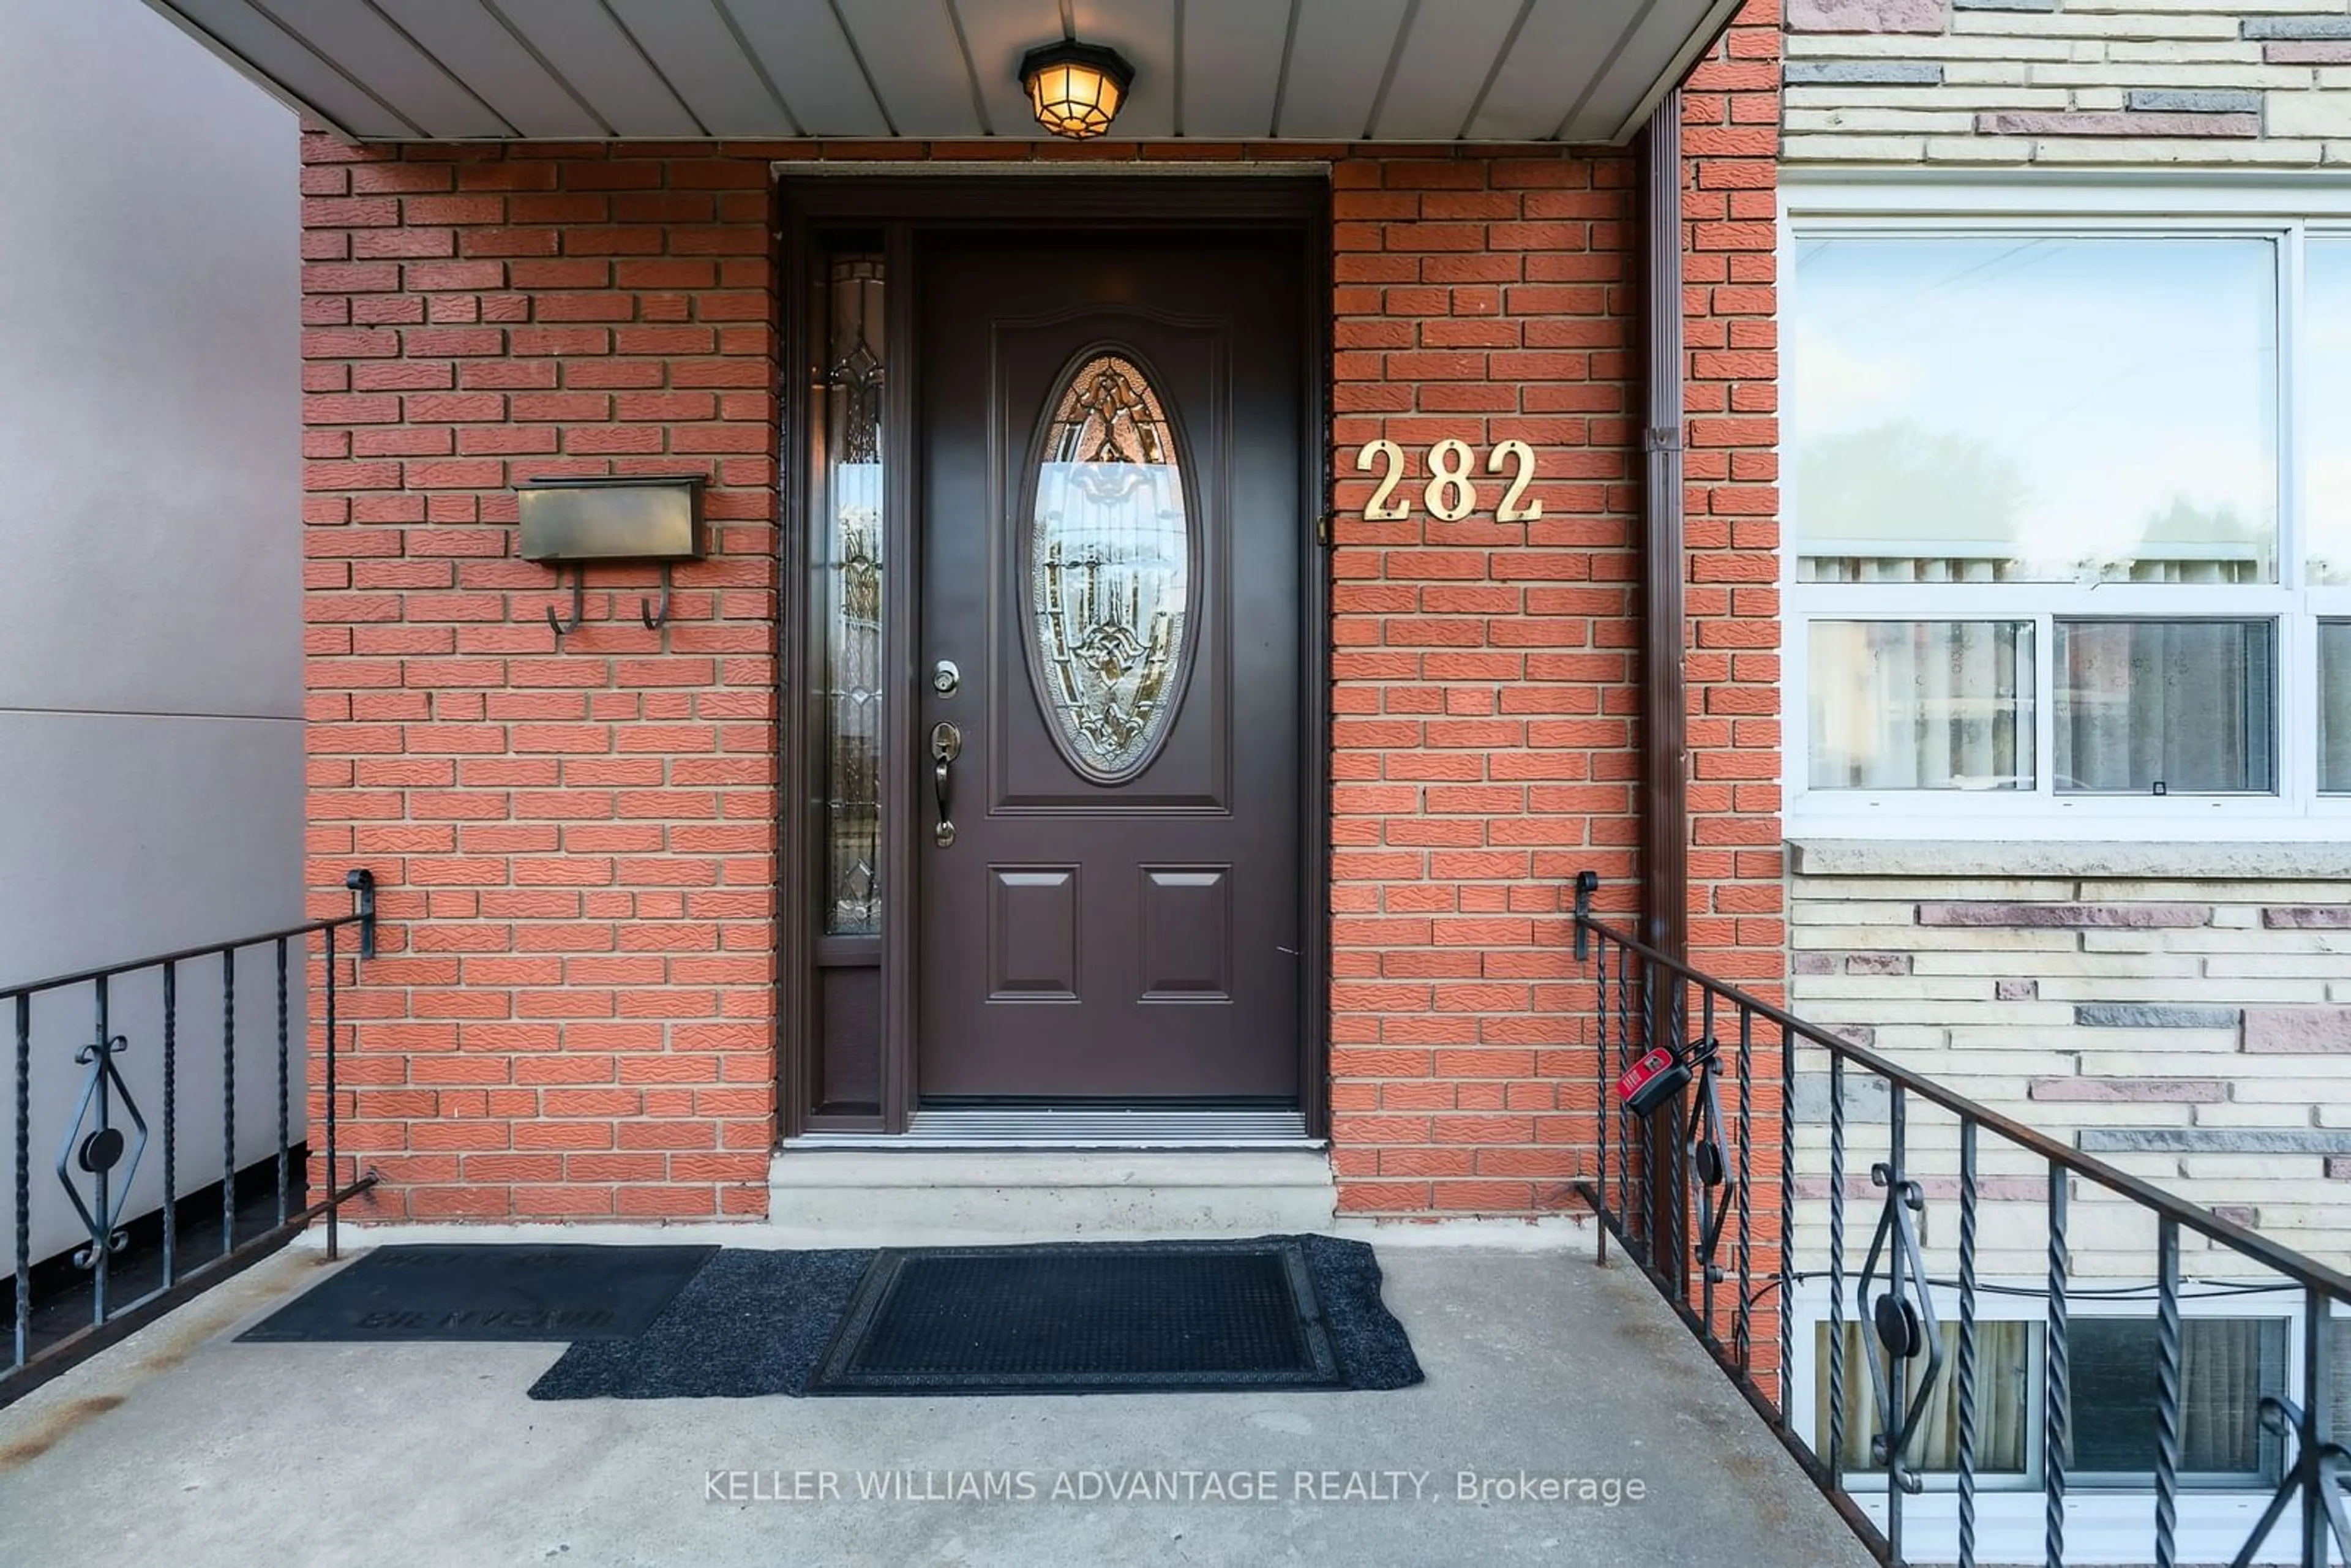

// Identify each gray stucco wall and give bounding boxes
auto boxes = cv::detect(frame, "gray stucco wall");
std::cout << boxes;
[0,0,299,1259]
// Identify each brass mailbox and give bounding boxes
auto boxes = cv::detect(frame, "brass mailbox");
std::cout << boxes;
[518,474,705,563]
[516,475,707,637]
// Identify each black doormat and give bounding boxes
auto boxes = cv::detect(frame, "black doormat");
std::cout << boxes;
[528,1235,1420,1400]
[811,1240,1339,1394]
[238,1244,716,1342]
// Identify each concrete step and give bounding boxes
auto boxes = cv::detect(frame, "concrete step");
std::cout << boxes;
[763,1149,1337,1246]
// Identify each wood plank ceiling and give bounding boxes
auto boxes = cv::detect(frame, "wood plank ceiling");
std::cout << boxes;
[146,0,1739,145]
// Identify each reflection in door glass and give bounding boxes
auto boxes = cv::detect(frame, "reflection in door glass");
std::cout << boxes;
[1027,353,1190,781]
[817,255,883,934]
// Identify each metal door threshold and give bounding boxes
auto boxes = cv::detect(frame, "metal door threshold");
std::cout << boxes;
[787,1106,1318,1150]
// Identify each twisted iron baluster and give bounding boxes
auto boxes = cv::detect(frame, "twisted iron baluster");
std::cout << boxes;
[276,938,290,1227]
[1734,1003,1753,1373]
[92,975,109,1324]
[2223,1283,2349,1568]
[1828,1052,1848,1484]
[326,922,341,1261]
[1669,979,1689,1304]
[1778,1014,1796,1422]
[1638,955,1658,1262]
[1695,986,1712,1338]
[12,994,27,1373]
[220,950,236,1258]
[1615,942,1633,1243]
[2153,1217,2180,1568]
[2295,1286,2334,1568]
[1885,1083,1908,1561]
[2045,1165,2070,1568]
[163,960,178,1289]
[1594,926,1608,1258]
[1959,1117,1980,1568]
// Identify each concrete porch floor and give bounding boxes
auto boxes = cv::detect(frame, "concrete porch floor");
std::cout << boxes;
[0,1240,1869,1567]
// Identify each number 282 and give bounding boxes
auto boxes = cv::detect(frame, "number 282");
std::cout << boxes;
[1352,438,1542,523]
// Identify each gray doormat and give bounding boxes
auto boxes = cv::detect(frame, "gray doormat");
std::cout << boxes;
[239,1244,716,1341]
[527,1235,1421,1400]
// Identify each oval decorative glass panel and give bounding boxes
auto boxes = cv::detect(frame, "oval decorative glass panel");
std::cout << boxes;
[1025,351,1193,781]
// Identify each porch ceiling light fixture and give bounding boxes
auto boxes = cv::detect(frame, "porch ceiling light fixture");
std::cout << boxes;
[1020,40,1133,140]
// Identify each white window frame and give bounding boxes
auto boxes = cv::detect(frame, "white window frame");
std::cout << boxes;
[1781,176,2351,842]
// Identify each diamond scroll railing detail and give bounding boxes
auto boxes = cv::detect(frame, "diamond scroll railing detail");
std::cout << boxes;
[53,1033,149,1269]
[1854,1155,1944,1491]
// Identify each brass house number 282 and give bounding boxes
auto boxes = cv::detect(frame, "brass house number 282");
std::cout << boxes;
[1353,438,1543,523]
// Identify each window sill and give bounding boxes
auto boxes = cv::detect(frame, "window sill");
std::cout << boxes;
[1787,838,2351,880]
[1854,1490,2302,1567]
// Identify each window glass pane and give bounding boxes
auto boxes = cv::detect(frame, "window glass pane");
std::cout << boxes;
[816,254,884,936]
[1809,621,2034,790]
[1027,352,1191,781]
[1814,1321,2033,1473]
[2308,240,2351,583]
[2069,1317,2284,1480]
[2323,622,2351,793]
[2054,620,2275,794]
[1792,237,2277,583]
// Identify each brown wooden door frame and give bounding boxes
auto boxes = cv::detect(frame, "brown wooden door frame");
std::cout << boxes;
[775,174,1332,1140]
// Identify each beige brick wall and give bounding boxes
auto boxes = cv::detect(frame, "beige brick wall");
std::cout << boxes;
[1785,0,2351,166]
[1787,853,2351,1283]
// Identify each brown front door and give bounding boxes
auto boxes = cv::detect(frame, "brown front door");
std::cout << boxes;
[915,233,1303,1101]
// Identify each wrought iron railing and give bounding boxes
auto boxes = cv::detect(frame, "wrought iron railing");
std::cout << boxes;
[1571,871,2351,1568]
[5,870,378,1406]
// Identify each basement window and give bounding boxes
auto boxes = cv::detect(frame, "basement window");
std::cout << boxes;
[1812,1313,2286,1490]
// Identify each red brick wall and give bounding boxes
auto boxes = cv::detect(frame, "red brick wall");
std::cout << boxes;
[1325,8,1783,1217]
[1683,1,1787,989]
[1324,146,1644,1216]
[298,4,1779,1227]
[299,139,784,1221]
[1676,0,1788,1390]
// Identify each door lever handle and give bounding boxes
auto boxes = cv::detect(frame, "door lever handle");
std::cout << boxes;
[930,721,961,847]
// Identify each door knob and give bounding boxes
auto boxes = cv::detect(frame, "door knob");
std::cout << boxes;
[930,721,961,847]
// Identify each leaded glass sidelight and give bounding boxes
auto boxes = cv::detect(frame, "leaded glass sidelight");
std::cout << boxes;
[1025,352,1193,782]
[816,255,883,935]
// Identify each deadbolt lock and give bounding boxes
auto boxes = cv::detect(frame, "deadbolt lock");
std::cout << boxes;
[932,659,961,697]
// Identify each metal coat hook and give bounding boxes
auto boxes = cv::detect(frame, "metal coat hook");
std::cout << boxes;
[516,473,705,650]
[546,565,584,639]
[640,561,673,630]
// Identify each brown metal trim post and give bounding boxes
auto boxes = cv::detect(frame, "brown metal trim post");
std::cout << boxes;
[1641,89,1689,967]
[1640,89,1692,1288]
